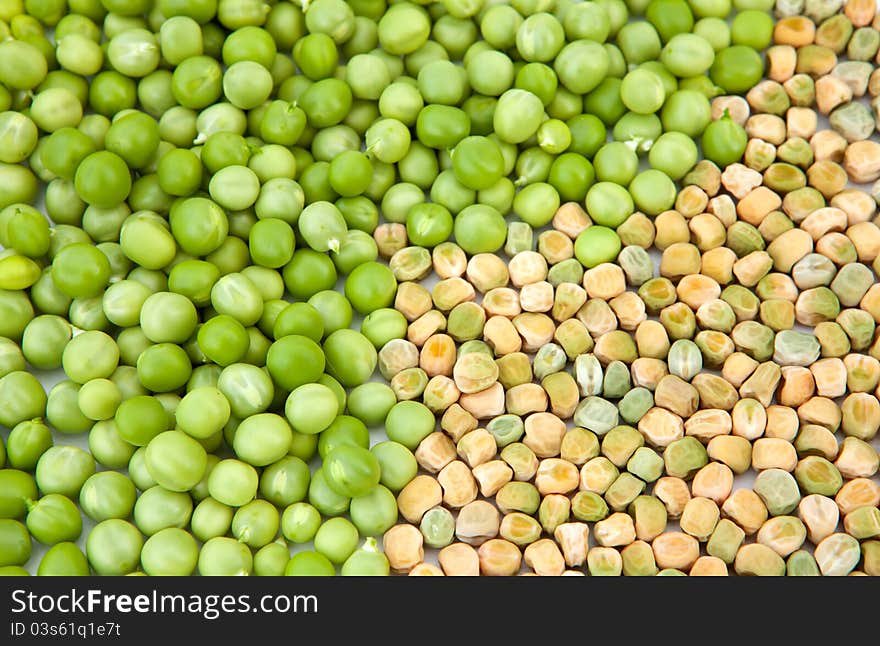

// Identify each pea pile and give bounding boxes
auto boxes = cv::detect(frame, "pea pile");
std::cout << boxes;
[0,0,878,578]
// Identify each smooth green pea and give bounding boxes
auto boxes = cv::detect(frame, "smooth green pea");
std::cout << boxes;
[86,519,143,575]
[38,542,90,576]
[285,550,334,576]
[350,484,397,536]
[26,493,82,545]
[79,471,137,522]
[322,329,378,387]
[198,536,253,576]
[133,485,193,536]
[0,519,31,567]
[281,502,322,543]
[308,467,350,517]
[141,527,199,576]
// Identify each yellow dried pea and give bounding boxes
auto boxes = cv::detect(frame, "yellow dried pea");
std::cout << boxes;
[691,462,735,505]
[458,381,506,420]
[685,409,733,442]
[375,223,408,258]
[609,292,646,331]
[711,96,750,125]
[766,227,814,272]
[811,129,848,162]
[519,280,554,314]
[797,395,842,431]
[721,163,763,200]
[701,247,737,285]
[835,478,880,515]
[505,383,548,417]
[745,138,777,173]
[630,357,670,391]
[384,524,424,573]
[523,411,566,458]
[438,542,480,576]
[807,159,848,198]
[423,375,460,414]
[437,460,479,508]
[499,512,542,546]
[733,543,786,576]
[752,437,799,471]
[786,107,818,139]
[551,282,587,322]
[680,497,721,541]
[432,242,467,279]
[482,287,522,318]
[654,375,700,418]
[688,214,727,252]
[523,538,566,576]
[733,251,773,287]
[708,194,737,227]
[653,476,691,519]
[542,371,580,419]
[634,320,670,360]
[722,352,759,388]
[798,493,840,544]
[690,556,729,576]
[846,0,876,26]
[767,45,797,83]
[583,263,626,301]
[757,516,808,557]
[796,44,838,77]
[508,251,548,288]
[675,185,709,217]
[834,436,878,480]
[660,243,702,282]
[778,365,816,407]
[455,500,501,546]
[537,230,574,265]
[801,206,848,240]
[765,404,800,441]
[554,522,590,568]
[843,139,880,183]
[722,488,769,535]
[737,187,783,227]
[472,460,513,497]
[415,432,458,474]
[746,114,787,145]
[652,532,700,571]
[534,458,580,495]
[693,373,740,410]
[847,222,880,262]
[774,15,817,47]
[512,312,556,352]
[457,428,498,468]
[654,210,691,251]
[432,276,475,312]
[617,212,656,249]
[465,253,509,293]
[441,403,478,442]
[420,333,457,377]
[816,75,853,114]
[483,316,523,356]
[552,202,591,239]
[408,563,444,576]
[452,349,499,394]
[477,538,522,576]
[397,475,444,524]
[395,281,434,321]
[594,512,637,547]
[708,435,753,474]
[407,309,447,346]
